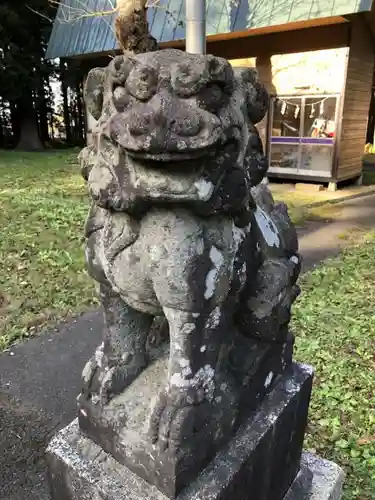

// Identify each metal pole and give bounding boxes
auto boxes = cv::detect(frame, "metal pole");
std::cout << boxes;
[185,0,206,54]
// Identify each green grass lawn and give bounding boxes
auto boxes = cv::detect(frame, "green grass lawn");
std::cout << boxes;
[293,235,375,499]
[363,168,375,186]
[0,150,96,349]
[0,150,374,498]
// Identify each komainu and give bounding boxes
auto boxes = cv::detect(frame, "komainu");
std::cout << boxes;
[78,49,301,455]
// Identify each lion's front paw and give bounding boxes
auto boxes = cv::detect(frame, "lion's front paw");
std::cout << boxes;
[81,345,148,405]
[149,388,210,453]
[98,357,147,404]
[81,347,103,397]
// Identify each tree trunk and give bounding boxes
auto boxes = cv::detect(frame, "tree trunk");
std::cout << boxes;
[16,90,43,151]
[60,59,72,143]
[49,112,55,140]
[70,94,78,144]
[76,79,85,143]
[115,0,158,54]
[17,115,43,151]
[0,98,4,148]
[17,108,43,151]
[38,81,50,144]
[10,101,21,146]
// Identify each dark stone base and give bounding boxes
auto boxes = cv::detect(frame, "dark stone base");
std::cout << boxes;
[47,363,318,500]
[76,336,295,498]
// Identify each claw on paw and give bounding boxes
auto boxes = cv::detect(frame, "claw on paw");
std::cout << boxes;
[81,347,148,405]
[149,390,211,452]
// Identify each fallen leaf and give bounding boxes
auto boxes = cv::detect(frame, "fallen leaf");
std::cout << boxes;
[357,436,375,446]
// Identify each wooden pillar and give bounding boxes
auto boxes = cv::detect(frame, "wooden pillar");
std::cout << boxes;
[335,16,375,183]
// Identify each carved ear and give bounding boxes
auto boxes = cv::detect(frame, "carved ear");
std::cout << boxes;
[235,67,269,125]
[243,125,268,188]
[108,55,134,86]
[84,68,106,121]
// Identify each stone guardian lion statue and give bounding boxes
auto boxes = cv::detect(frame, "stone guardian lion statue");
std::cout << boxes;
[77,49,301,463]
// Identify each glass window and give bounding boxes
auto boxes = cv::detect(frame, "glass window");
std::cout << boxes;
[300,145,333,172]
[303,96,337,138]
[272,97,302,138]
[269,95,337,174]
[270,144,299,169]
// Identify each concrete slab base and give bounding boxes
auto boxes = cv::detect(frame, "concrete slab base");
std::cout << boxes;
[295,183,325,192]
[328,181,338,192]
[284,453,345,499]
[47,419,345,500]
[301,452,345,500]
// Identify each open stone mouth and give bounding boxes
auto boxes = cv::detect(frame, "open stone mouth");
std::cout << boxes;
[123,138,239,169]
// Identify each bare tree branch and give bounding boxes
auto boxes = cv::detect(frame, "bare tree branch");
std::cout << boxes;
[26,5,54,22]
[46,0,162,24]
[247,0,324,29]
[44,0,169,44]
[49,0,118,23]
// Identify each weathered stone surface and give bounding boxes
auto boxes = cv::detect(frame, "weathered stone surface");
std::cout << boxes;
[46,48,317,499]
[72,49,303,495]
[77,334,295,497]
[283,453,345,500]
[48,363,315,500]
[302,452,345,500]
[48,437,345,500]
[283,465,314,500]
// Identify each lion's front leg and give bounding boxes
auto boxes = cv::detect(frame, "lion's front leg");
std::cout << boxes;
[149,306,226,452]
[81,283,154,405]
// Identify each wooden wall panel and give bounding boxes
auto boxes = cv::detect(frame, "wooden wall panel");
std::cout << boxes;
[202,23,350,59]
[336,16,375,182]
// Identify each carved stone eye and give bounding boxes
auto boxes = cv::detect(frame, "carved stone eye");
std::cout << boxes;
[171,61,209,97]
[109,56,133,86]
[113,86,130,112]
[126,65,158,101]
[113,55,125,71]
[199,83,226,113]
[206,55,234,93]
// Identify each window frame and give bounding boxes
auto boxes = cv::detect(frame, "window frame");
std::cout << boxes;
[267,93,341,176]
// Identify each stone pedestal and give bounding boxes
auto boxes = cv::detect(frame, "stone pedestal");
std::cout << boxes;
[46,363,345,500]
[75,336,295,498]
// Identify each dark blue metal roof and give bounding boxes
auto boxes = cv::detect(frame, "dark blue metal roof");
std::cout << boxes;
[46,0,372,59]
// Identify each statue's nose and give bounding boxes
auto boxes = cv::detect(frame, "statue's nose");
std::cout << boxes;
[128,108,158,136]
[128,94,202,138]
[170,110,202,137]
